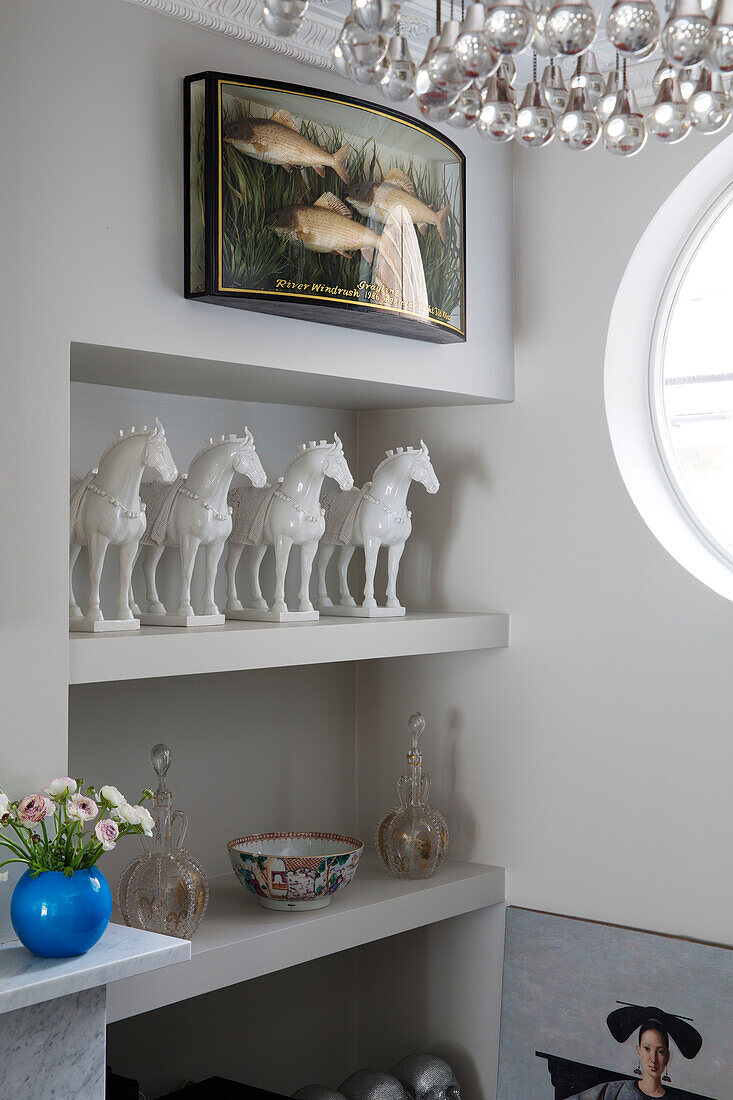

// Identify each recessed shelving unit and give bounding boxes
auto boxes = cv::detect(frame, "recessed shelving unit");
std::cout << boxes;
[68,611,509,685]
[106,852,505,1024]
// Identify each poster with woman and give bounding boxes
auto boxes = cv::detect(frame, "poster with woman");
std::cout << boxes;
[497,908,732,1100]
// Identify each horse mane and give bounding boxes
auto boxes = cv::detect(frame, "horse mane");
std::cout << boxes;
[281,441,335,478]
[372,446,420,479]
[189,434,243,468]
[98,427,151,464]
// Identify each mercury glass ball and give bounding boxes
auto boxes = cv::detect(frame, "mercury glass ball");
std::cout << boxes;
[660,6,712,67]
[484,1,536,53]
[515,82,556,145]
[418,98,456,120]
[352,0,398,33]
[599,69,621,117]
[689,72,732,131]
[448,85,483,126]
[647,78,691,141]
[606,0,660,54]
[574,52,604,104]
[261,8,304,35]
[541,60,569,113]
[429,47,476,89]
[603,90,647,154]
[454,30,501,79]
[477,96,517,139]
[533,6,555,54]
[332,40,352,77]
[414,63,459,106]
[545,0,598,55]
[381,60,416,100]
[558,86,601,148]
[708,25,733,72]
[341,22,389,67]
[351,56,391,84]
[263,0,307,17]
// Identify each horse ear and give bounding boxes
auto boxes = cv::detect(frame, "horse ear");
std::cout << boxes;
[151,417,164,439]
[420,438,429,456]
[332,432,343,452]
[244,427,253,446]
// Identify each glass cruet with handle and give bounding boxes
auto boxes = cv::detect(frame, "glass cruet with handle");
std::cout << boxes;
[117,743,208,938]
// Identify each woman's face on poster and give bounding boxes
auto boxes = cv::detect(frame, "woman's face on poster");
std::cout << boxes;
[637,1028,670,1080]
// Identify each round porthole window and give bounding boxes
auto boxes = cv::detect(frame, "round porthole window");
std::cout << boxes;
[605,133,733,601]
[651,181,733,567]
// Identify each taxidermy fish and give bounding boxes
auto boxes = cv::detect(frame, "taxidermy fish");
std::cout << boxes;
[346,170,450,245]
[223,110,350,184]
[266,193,381,261]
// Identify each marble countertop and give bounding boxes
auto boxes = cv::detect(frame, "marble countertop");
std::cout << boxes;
[0,922,190,1015]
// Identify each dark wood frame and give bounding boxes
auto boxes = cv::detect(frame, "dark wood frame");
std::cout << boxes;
[184,71,467,344]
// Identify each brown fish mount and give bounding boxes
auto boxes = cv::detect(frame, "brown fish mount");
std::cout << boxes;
[346,169,450,245]
[224,108,350,184]
[266,193,380,262]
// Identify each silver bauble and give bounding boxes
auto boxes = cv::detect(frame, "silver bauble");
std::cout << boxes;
[353,0,398,33]
[261,8,304,35]
[381,35,416,99]
[419,99,456,119]
[647,73,691,141]
[541,58,569,112]
[606,0,660,55]
[454,4,501,79]
[333,39,353,77]
[339,1071,408,1100]
[660,0,712,67]
[448,84,483,126]
[391,1055,461,1100]
[478,70,518,138]
[515,79,556,145]
[532,4,555,54]
[603,86,647,154]
[341,21,389,66]
[484,0,536,53]
[708,0,733,72]
[545,0,598,55]
[558,81,601,148]
[352,55,391,83]
[689,66,732,130]
[263,0,308,17]
[429,21,475,88]
[599,67,621,117]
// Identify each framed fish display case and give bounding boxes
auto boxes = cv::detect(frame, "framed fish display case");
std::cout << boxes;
[185,72,466,343]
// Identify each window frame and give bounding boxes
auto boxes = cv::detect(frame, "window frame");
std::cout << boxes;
[604,133,733,602]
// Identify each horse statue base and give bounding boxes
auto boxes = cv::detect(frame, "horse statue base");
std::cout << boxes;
[226,606,319,623]
[318,603,405,618]
[69,616,141,633]
[138,611,225,628]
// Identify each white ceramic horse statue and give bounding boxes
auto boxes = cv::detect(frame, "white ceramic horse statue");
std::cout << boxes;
[70,420,178,632]
[225,435,354,622]
[316,441,439,617]
[137,429,267,627]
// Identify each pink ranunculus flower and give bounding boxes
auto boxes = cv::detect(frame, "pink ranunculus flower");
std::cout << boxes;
[95,818,119,851]
[46,777,77,797]
[67,794,99,821]
[17,794,49,825]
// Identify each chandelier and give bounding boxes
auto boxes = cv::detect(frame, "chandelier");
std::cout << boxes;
[259,0,733,154]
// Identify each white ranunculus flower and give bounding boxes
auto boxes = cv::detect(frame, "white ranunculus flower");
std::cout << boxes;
[42,796,56,817]
[0,792,10,818]
[119,803,155,836]
[100,785,126,808]
[95,818,119,851]
[47,777,77,797]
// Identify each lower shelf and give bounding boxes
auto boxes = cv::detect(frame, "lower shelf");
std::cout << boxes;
[106,852,505,1023]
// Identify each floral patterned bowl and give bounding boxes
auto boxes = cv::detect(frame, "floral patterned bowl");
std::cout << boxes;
[227,831,364,912]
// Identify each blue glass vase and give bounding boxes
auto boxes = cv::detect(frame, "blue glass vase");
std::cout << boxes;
[10,867,112,958]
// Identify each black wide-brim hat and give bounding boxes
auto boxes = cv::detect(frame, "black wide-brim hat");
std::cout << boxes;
[607,1004,703,1060]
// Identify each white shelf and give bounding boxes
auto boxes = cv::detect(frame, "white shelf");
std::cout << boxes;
[71,343,512,411]
[106,852,505,1023]
[69,611,509,685]
[0,923,189,1016]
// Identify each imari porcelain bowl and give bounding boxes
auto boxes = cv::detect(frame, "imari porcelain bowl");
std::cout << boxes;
[227,831,364,912]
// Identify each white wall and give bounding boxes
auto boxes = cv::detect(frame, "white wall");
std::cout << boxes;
[354,133,733,1098]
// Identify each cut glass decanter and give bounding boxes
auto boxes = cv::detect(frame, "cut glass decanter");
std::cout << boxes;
[376,712,449,879]
[117,743,208,938]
